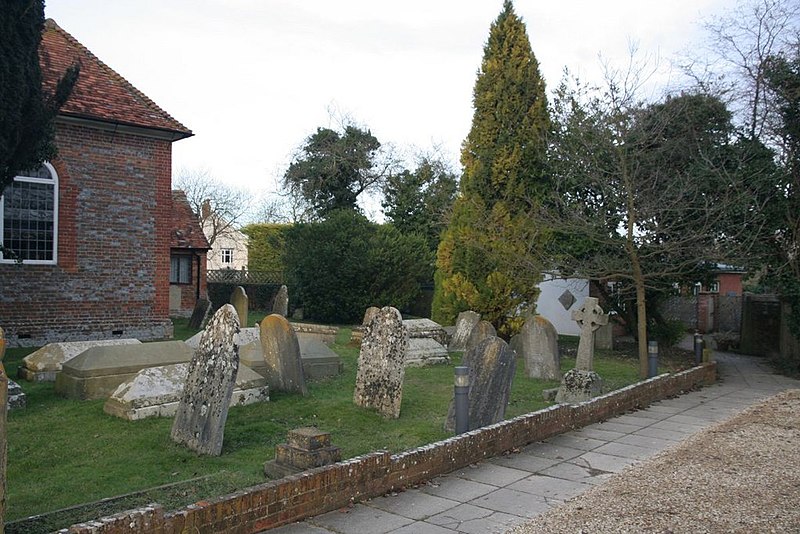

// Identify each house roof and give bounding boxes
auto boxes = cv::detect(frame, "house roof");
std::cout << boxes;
[40,19,192,140]
[171,190,211,251]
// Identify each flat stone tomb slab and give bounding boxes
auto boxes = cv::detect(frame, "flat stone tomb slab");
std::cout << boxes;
[54,341,192,400]
[19,339,141,382]
[104,363,268,420]
[405,337,449,367]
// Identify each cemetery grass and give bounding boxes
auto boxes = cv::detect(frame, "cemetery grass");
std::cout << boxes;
[4,325,693,530]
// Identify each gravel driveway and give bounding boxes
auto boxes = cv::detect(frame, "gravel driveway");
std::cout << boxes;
[508,389,800,533]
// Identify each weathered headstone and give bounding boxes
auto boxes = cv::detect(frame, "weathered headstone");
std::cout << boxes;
[350,307,381,343]
[264,427,342,479]
[260,314,308,396]
[353,306,408,418]
[404,318,449,346]
[170,304,240,456]
[230,286,249,328]
[7,380,26,410]
[19,339,141,382]
[273,285,289,317]
[188,297,212,330]
[520,315,560,380]
[448,311,480,352]
[445,336,516,431]
[239,333,342,381]
[556,298,608,404]
[0,325,5,528]
[595,320,613,350]
[464,320,496,353]
[104,363,268,420]
[571,297,609,371]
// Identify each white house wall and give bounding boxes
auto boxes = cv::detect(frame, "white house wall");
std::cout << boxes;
[534,276,590,336]
[204,223,249,271]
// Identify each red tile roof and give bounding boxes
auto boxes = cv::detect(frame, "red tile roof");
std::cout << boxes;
[171,190,210,250]
[40,19,192,139]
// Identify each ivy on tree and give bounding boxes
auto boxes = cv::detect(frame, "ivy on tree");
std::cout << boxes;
[283,125,394,218]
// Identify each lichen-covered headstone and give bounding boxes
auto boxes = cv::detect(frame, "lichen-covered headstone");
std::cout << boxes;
[464,320,496,353]
[260,314,308,396]
[445,336,515,431]
[353,306,408,418]
[555,368,603,404]
[520,315,560,380]
[448,310,480,352]
[230,286,249,328]
[273,285,289,317]
[362,306,380,326]
[170,304,240,456]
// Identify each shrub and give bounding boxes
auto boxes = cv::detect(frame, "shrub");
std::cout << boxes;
[284,210,431,324]
[650,319,686,348]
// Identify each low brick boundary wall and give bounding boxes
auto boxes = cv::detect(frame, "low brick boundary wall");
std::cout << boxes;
[62,363,716,534]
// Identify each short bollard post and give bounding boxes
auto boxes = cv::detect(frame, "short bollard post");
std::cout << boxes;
[454,366,470,434]
[647,341,659,378]
[694,333,703,365]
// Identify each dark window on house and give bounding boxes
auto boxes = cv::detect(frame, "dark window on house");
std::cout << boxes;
[170,254,192,284]
[1,163,58,264]
[221,248,233,265]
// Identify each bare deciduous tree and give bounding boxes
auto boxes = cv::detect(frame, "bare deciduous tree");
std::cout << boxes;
[174,168,250,246]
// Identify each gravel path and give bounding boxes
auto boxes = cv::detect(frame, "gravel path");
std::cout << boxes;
[508,389,800,533]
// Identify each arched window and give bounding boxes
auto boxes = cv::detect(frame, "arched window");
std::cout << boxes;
[0,162,59,264]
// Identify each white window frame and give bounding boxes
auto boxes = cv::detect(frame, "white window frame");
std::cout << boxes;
[0,161,59,265]
[221,248,234,265]
[170,254,192,284]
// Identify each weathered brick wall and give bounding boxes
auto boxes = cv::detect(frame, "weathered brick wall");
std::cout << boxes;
[60,362,717,534]
[0,122,174,346]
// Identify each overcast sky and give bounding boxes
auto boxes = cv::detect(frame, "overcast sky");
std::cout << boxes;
[45,0,732,217]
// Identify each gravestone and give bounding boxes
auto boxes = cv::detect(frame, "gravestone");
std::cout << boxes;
[520,315,560,380]
[264,427,342,479]
[445,336,515,431]
[273,285,289,317]
[19,339,141,382]
[260,314,308,396]
[595,321,613,350]
[54,341,192,400]
[7,380,26,410]
[239,333,341,381]
[555,298,608,404]
[572,297,609,371]
[464,320,496,353]
[104,363,268,421]
[170,304,240,456]
[448,311,480,352]
[353,306,408,418]
[188,297,212,330]
[350,307,381,343]
[230,286,249,328]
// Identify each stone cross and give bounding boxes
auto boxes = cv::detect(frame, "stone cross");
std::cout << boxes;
[571,297,608,371]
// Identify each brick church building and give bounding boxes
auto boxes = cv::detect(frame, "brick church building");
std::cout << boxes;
[0,20,208,346]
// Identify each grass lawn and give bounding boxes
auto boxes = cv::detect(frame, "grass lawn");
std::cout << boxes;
[3,317,694,532]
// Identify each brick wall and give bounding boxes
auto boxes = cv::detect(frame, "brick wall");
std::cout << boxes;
[170,252,208,317]
[61,362,717,534]
[0,122,174,346]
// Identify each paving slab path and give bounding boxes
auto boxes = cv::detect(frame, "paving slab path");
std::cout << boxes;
[266,351,800,534]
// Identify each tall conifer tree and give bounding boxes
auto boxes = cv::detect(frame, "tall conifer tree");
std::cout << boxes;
[432,0,550,335]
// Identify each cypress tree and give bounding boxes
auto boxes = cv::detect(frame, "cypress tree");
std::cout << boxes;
[1,0,79,193]
[432,0,550,335]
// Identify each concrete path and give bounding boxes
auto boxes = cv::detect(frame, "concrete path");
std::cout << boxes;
[266,352,800,534]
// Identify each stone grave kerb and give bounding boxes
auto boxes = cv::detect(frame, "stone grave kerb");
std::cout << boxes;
[571,297,609,371]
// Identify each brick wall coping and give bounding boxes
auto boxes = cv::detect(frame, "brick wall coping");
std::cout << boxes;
[60,362,716,533]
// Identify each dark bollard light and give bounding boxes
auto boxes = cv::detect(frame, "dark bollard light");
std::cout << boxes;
[694,333,704,365]
[454,366,470,435]
[647,340,659,378]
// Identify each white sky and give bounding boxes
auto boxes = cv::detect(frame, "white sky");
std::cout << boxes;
[45,0,732,217]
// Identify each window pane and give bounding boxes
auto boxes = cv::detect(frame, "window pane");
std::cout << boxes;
[2,179,55,261]
[170,255,191,283]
